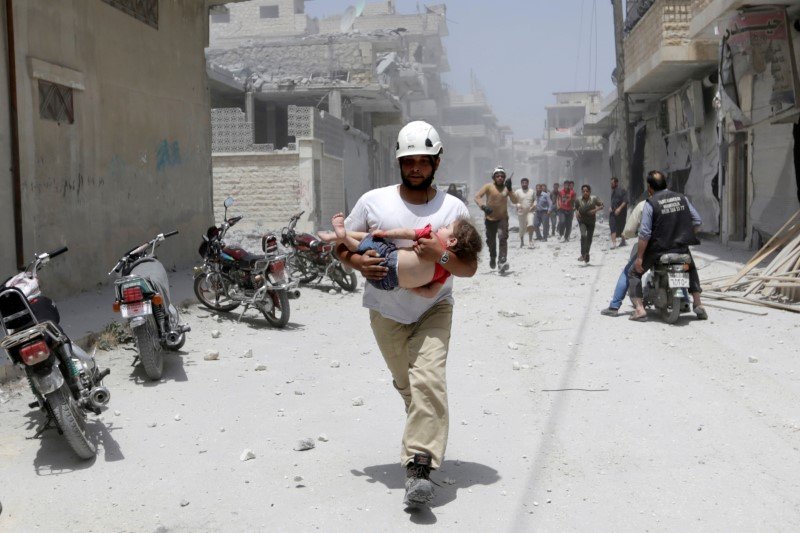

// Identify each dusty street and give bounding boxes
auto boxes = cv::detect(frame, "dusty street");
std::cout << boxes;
[2,218,800,532]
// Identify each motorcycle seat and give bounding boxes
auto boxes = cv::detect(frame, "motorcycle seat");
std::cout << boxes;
[659,253,692,264]
[238,251,265,266]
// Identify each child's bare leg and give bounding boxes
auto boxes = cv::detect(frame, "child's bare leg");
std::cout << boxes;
[317,213,367,252]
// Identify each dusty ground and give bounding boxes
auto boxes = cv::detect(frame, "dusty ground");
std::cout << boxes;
[2,215,800,532]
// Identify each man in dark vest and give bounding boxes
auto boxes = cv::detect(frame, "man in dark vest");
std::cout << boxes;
[628,170,707,321]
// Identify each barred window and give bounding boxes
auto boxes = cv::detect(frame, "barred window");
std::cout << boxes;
[38,81,74,124]
[102,0,158,29]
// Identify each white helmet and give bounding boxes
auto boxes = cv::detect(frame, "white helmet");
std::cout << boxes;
[492,166,507,178]
[396,121,444,159]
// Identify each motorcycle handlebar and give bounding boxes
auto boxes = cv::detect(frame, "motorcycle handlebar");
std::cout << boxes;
[164,230,179,238]
[48,246,68,258]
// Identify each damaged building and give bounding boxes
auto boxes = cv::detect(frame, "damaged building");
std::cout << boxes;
[205,0,454,233]
[603,0,800,247]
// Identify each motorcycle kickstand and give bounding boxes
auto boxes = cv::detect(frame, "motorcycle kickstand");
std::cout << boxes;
[238,304,250,322]
[130,355,139,367]
[31,416,56,439]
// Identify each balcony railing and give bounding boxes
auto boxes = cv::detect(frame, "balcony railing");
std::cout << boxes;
[625,0,657,33]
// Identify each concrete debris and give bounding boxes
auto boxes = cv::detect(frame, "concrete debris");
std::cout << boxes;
[180,499,190,507]
[114,410,121,416]
[254,365,267,371]
[748,356,758,363]
[522,364,530,370]
[211,330,221,339]
[512,362,521,371]
[499,310,522,318]
[242,349,253,358]
[294,390,305,395]
[174,414,182,421]
[483,409,492,415]
[240,449,256,461]
[328,289,338,295]
[317,434,329,442]
[330,360,341,368]
[443,477,456,485]
[294,438,316,451]
[204,350,220,361]
[147,422,157,428]
[508,342,519,351]
[351,396,365,406]
[294,475,304,482]
[455,460,461,466]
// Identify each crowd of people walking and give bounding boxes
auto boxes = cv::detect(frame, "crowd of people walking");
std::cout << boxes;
[473,171,621,270]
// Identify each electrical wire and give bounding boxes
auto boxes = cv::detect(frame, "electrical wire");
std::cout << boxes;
[574,0,586,89]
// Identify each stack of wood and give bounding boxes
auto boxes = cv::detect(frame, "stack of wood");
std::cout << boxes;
[703,211,800,313]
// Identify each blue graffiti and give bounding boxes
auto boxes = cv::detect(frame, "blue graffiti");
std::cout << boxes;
[156,140,182,171]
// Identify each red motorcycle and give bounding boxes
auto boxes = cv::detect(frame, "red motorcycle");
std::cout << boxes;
[193,197,299,328]
[281,211,358,292]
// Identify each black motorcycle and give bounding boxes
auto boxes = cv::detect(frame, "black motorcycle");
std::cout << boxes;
[642,253,693,324]
[193,197,298,328]
[281,211,358,292]
[1,247,110,459]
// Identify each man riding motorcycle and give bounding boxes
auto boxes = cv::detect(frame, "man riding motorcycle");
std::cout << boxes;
[628,170,707,321]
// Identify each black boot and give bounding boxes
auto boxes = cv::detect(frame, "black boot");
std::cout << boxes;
[404,453,434,506]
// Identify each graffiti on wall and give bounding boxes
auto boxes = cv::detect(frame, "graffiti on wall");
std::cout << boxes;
[156,140,182,171]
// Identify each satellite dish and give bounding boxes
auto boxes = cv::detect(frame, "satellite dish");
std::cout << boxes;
[340,6,357,32]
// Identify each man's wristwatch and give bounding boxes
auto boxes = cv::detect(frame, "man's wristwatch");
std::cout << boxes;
[438,251,450,265]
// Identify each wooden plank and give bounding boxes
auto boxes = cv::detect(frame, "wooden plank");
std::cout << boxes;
[703,291,800,313]
[723,211,800,292]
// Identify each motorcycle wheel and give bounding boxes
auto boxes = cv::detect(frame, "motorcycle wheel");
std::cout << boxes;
[288,255,318,284]
[660,300,682,325]
[45,384,96,460]
[194,274,240,312]
[262,290,290,328]
[332,266,358,292]
[135,316,164,381]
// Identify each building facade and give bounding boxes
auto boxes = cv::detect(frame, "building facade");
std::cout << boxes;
[0,0,227,298]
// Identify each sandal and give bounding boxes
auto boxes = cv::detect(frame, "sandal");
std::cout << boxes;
[628,313,648,322]
[693,305,708,320]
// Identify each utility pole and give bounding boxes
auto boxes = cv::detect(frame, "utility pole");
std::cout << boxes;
[611,0,630,190]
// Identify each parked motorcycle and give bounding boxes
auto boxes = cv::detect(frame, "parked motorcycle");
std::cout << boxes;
[193,197,298,328]
[281,211,358,292]
[642,252,693,324]
[0,247,111,459]
[109,230,190,381]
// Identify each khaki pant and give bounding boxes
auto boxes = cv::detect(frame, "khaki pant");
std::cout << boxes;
[369,302,453,469]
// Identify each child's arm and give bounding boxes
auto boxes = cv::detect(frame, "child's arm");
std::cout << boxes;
[372,228,417,240]
[408,282,443,299]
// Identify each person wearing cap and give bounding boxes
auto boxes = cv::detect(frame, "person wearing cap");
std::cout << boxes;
[337,121,477,507]
[474,167,519,271]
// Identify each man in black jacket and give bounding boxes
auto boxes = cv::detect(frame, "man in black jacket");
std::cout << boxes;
[628,170,707,321]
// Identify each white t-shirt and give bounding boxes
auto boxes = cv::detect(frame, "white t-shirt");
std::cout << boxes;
[345,185,470,324]
[516,189,536,212]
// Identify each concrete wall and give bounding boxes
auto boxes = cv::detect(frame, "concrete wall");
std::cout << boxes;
[212,152,301,234]
[343,133,371,212]
[749,122,797,238]
[320,154,344,228]
[206,39,375,85]
[0,4,15,277]
[5,0,214,299]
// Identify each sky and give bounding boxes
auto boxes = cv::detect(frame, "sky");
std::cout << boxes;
[305,0,618,139]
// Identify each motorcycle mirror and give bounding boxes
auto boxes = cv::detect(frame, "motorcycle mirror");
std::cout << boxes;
[224,197,234,208]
